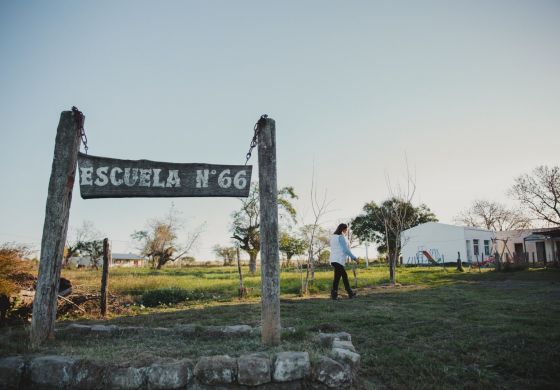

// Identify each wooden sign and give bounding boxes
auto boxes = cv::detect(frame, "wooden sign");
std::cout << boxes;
[78,153,252,199]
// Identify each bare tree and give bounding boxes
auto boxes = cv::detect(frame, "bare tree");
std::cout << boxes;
[300,170,333,295]
[353,161,437,285]
[454,200,532,231]
[213,245,237,265]
[510,165,560,226]
[132,204,205,269]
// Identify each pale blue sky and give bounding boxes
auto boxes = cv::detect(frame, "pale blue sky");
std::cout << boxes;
[1,1,559,259]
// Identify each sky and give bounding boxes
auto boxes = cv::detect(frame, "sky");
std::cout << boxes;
[1,1,559,260]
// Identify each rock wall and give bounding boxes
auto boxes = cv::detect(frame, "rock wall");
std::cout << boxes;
[0,329,360,389]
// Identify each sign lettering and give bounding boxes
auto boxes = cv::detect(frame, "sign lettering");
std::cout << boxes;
[78,153,252,199]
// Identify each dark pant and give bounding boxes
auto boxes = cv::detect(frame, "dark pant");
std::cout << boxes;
[331,262,352,294]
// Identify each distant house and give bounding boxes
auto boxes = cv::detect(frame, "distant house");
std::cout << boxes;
[401,222,495,265]
[111,253,146,268]
[495,227,560,264]
[68,255,99,268]
[69,252,145,268]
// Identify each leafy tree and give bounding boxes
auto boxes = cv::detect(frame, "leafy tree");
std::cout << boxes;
[279,232,307,266]
[63,221,103,267]
[78,239,104,269]
[510,165,560,226]
[213,245,237,265]
[352,198,437,283]
[454,200,531,231]
[231,183,297,274]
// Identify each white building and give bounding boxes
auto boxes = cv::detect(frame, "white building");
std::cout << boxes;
[495,228,560,264]
[69,252,145,268]
[401,222,495,265]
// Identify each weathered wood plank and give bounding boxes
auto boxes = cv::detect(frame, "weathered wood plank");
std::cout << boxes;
[100,238,110,317]
[31,110,82,346]
[258,117,281,346]
[78,153,252,198]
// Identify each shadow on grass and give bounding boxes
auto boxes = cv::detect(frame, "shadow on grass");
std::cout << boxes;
[3,269,560,389]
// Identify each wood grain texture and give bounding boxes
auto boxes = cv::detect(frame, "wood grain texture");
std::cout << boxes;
[100,238,110,317]
[31,110,82,346]
[258,117,281,346]
[78,153,252,199]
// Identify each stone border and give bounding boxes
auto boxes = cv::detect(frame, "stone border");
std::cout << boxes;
[55,323,296,338]
[0,331,360,389]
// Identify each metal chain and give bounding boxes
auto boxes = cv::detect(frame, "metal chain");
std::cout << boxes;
[245,114,268,165]
[72,106,88,154]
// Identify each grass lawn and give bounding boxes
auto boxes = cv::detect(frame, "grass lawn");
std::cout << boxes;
[2,265,560,389]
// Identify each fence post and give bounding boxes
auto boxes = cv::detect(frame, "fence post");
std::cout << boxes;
[258,117,281,346]
[100,238,111,318]
[31,109,82,347]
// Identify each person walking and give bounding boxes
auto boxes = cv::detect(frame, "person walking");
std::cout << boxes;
[329,223,357,300]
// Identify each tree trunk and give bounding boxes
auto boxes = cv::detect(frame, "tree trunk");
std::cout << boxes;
[31,109,82,347]
[248,251,258,274]
[388,252,397,284]
[236,247,247,298]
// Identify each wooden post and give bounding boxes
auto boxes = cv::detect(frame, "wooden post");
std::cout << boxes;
[456,251,464,272]
[100,238,111,318]
[364,242,369,268]
[258,117,281,346]
[31,110,82,346]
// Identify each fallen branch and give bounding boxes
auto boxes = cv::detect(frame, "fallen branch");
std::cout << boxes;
[57,295,86,313]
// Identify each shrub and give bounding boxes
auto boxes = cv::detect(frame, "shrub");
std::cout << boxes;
[141,287,194,307]
[0,242,33,322]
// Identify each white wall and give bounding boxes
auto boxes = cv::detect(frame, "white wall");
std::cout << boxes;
[401,222,494,264]
[402,222,465,264]
[464,227,495,262]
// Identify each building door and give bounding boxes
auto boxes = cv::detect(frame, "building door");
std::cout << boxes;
[514,243,524,261]
[536,241,546,263]
[556,241,560,262]
[466,240,472,262]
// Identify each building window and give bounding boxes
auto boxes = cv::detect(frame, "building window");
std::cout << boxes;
[484,240,490,256]
[473,239,480,256]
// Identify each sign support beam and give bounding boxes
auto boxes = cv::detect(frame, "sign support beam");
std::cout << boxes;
[31,110,81,347]
[258,117,281,346]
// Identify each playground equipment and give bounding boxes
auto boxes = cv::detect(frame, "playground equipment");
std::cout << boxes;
[407,248,445,266]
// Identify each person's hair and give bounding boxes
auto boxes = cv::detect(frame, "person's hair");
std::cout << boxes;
[333,223,348,235]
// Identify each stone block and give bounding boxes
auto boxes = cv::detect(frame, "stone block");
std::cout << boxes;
[72,359,106,390]
[222,324,252,336]
[273,352,310,382]
[318,332,351,347]
[194,355,237,385]
[146,359,193,389]
[330,348,360,372]
[0,356,25,389]
[312,355,351,388]
[90,324,118,334]
[107,366,147,389]
[238,353,271,386]
[332,339,356,352]
[29,355,76,388]
[67,323,92,334]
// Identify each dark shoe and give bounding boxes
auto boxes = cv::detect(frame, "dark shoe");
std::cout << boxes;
[330,290,339,300]
[348,291,357,299]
